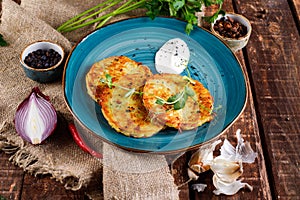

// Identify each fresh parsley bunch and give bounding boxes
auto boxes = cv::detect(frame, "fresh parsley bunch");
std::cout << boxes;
[145,0,224,34]
[57,0,224,35]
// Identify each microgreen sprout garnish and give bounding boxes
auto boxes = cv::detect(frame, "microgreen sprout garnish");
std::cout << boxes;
[100,74,143,97]
[155,78,195,110]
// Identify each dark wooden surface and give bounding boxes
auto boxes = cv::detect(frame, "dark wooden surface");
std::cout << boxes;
[1,0,299,199]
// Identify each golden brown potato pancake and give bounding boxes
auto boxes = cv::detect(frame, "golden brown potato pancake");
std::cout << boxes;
[86,56,151,103]
[100,73,164,138]
[142,74,214,130]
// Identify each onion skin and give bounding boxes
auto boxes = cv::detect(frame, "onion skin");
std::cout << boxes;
[14,87,57,144]
[68,123,103,159]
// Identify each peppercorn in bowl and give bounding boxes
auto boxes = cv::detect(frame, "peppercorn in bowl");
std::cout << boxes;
[20,41,65,83]
[211,13,252,52]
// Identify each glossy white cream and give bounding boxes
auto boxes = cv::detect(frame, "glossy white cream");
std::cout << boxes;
[155,38,190,74]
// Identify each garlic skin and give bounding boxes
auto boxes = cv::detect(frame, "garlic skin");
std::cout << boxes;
[191,183,207,192]
[235,129,258,163]
[220,129,257,163]
[188,140,222,173]
[213,175,253,195]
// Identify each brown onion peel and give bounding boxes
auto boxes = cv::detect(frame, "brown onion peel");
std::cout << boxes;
[14,87,57,144]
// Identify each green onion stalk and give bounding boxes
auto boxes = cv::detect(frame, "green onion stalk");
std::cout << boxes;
[57,0,224,35]
[57,0,146,33]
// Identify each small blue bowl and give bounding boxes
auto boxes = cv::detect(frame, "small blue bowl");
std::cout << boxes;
[20,41,65,83]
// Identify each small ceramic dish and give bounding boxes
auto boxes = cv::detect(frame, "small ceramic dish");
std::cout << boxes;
[211,13,252,52]
[20,41,65,83]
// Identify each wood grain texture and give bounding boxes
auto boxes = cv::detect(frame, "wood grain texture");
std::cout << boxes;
[0,152,23,200]
[190,1,272,198]
[291,0,300,21]
[21,174,86,200]
[235,0,300,199]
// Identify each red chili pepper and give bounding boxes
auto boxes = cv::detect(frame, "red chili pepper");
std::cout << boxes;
[68,123,103,159]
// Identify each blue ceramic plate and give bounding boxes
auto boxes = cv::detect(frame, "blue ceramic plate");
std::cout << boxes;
[63,17,247,153]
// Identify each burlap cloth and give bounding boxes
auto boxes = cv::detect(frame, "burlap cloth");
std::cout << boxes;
[0,0,179,199]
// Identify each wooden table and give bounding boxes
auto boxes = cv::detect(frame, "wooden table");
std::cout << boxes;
[1,0,299,199]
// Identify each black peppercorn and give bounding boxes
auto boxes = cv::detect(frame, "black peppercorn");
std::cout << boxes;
[24,48,62,69]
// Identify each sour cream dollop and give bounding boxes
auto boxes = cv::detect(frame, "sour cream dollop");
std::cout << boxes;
[155,38,190,74]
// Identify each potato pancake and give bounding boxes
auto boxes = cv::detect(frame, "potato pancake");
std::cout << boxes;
[100,73,164,138]
[86,56,151,103]
[142,74,214,130]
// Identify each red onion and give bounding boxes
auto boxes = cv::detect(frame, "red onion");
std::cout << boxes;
[14,87,57,144]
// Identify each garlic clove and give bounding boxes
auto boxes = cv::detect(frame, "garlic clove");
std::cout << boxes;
[213,174,253,195]
[210,156,243,183]
[190,164,210,174]
[187,168,199,181]
[188,140,222,173]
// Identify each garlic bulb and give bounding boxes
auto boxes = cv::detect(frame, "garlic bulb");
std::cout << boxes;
[188,129,257,195]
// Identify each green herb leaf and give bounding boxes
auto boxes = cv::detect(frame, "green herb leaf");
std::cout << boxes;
[167,92,183,103]
[154,73,198,110]
[0,34,8,46]
[173,0,185,11]
[105,74,113,88]
[0,195,8,200]
[174,93,188,110]
[155,99,165,105]
[203,4,225,23]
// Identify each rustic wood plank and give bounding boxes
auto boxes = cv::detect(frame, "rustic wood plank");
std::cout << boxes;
[291,0,300,21]
[189,0,272,199]
[0,152,23,200]
[235,0,300,199]
[21,174,86,200]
